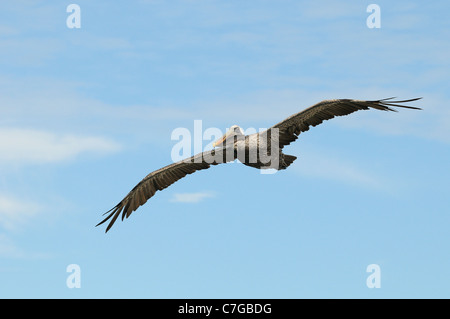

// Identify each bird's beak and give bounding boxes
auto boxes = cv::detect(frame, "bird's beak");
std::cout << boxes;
[213,131,231,148]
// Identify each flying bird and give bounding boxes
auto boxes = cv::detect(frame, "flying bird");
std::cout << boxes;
[97,97,421,232]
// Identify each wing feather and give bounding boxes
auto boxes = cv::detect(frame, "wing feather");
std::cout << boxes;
[97,145,235,232]
[269,97,421,148]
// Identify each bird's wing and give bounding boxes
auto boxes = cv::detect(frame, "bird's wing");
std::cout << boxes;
[97,145,236,232]
[267,97,421,149]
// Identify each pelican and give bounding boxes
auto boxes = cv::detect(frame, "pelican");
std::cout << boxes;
[97,97,421,232]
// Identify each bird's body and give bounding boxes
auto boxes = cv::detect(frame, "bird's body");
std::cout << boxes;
[232,132,296,170]
[97,97,421,232]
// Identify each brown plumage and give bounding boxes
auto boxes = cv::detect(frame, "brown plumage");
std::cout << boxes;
[97,145,236,232]
[271,97,422,148]
[97,97,421,232]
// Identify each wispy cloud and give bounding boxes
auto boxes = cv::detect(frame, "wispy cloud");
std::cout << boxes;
[170,192,215,203]
[0,234,24,258]
[291,147,385,190]
[0,128,121,165]
[332,93,448,144]
[0,194,40,231]
[0,234,50,259]
[0,75,197,140]
[0,24,19,36]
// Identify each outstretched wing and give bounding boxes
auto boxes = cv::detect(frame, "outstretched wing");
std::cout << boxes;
[97,145,236,232]
[268,97,422,149]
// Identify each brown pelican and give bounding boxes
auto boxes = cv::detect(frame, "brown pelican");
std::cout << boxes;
[97,97,421,232]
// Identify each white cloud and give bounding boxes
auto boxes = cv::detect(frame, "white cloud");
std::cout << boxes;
[0,195,52,258]
[0,194,40,231]
[0,75,198,141]
[0,128,121,165]
[170,192,215,203]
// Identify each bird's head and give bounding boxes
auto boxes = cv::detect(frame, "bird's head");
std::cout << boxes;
[213,125,244,148]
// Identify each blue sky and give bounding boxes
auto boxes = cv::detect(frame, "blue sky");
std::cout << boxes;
[0,0,449,298]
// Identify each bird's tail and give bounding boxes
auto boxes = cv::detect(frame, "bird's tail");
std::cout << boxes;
[280,154,297,169]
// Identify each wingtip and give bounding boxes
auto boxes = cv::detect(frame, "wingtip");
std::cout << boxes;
[105,224,113,233]
[94,221,110,233]
[378,97,423,111]
[96,205,121,233]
